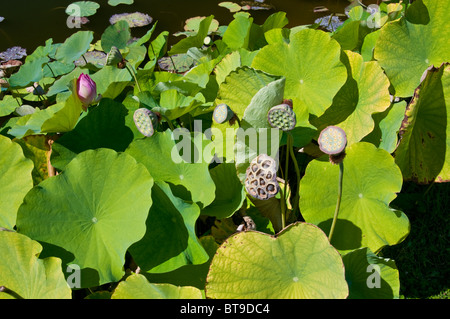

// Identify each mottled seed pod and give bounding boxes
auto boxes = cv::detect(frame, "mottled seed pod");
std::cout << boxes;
[268,103,296,131]
[133,108,159,137]
[318,126,347,164]
[245,154,279,200]
[106,46,124,67]
[213,103,235,124]
[318,126,347,155]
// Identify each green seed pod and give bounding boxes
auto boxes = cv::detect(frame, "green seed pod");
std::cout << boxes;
[106,46,124,66]
[133,108,159,137]
[213,103,234,124]
[267,103,296,131]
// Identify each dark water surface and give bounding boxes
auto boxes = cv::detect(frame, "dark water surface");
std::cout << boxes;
[0,0,353,53]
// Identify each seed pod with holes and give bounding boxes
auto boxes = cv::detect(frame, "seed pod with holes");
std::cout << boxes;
[133,108,159,137]
[268,103,296,131]
[317,125,347,164]
[245,154,279,200]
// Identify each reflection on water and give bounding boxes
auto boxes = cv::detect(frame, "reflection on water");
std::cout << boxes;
[0,0,354,53]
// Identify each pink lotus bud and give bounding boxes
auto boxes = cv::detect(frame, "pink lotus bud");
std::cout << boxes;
[76,73,100,111]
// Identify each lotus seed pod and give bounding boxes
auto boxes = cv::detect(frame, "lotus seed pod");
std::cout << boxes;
[245,154,279,200]
[213,103,234,124]
[317,126,347,155]
[267,103,296,131]
[106,46,124,66]
[133,108,159,137]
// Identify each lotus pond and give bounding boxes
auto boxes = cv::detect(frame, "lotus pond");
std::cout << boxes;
[0,0,449,300]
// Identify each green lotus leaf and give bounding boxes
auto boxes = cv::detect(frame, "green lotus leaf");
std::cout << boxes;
[201,163,246,218]
[300,142,409,254]
[9,88,82,137]
[362,101,406,154]
[111,273,202,299]
[222,12,253,50]
[66,1,100,17]
[251,28,347,127]
[206,222,348,299]
[50,98,134,170]
[14,135,52,186]
[125,130,215,207]
[55,31,94,64]
[101,20,131,53]
[394,63,450,183]
[0,95,19,117]
[374,0,450,97]
[184,16,219,34]
[145,235,219,289]
[46,67,84,97]
[218,2,242,13]
[212,66,281,160]
[8,57,48,88]
[90,65,132,99]
[153,89,206,120]
[16,149,154,286]
[169,15,214,55]
[0,231,71,299]
[108,0,134,6]
[343,247,400,299]
[0,135,33,229]
[311,50,391,146]
[129,182,209,273]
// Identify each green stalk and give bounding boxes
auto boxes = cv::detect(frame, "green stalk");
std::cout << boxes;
[125,63,142,93]
[329,161,344,242]
[287,133,301,216]
[281,134,291,229]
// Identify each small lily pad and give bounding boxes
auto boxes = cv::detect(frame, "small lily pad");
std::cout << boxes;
[109,12,153,28]
[66,1,100,17]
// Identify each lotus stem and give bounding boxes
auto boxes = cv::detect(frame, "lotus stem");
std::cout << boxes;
[287,133,300,216]
[160,113,175,131]
[281,134,292,229]
[329,161,344,242]
[125,63,142,93]
[0,286,24,299]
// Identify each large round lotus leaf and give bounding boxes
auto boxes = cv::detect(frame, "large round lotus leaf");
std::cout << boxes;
[125,130,215,207]
[395,64,450,183]
[251,28,347,127]
[101,20,131,53]
[201,163,246,218]
[129,182,209,273]
[108,0,134,6]
[300,142,410,254]
[111,273,202,299]
[55,31,93,64]
[66,1,100,17]
[206,222,348,299]
[343,247,400,299]
[16,149,154,286]
[374,0,450,97]
[311,50,391,146]
[0,135,33,229]
[0,231,71,299]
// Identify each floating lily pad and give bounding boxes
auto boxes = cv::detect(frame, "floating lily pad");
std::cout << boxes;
[16,149,154,287]
[65,1,100,17]
[0,231,71,299]
[109,12,152,28]
[300,142,410,254]
[206,222,348,299]
[108,0,134,6]
[0,46,27,62]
